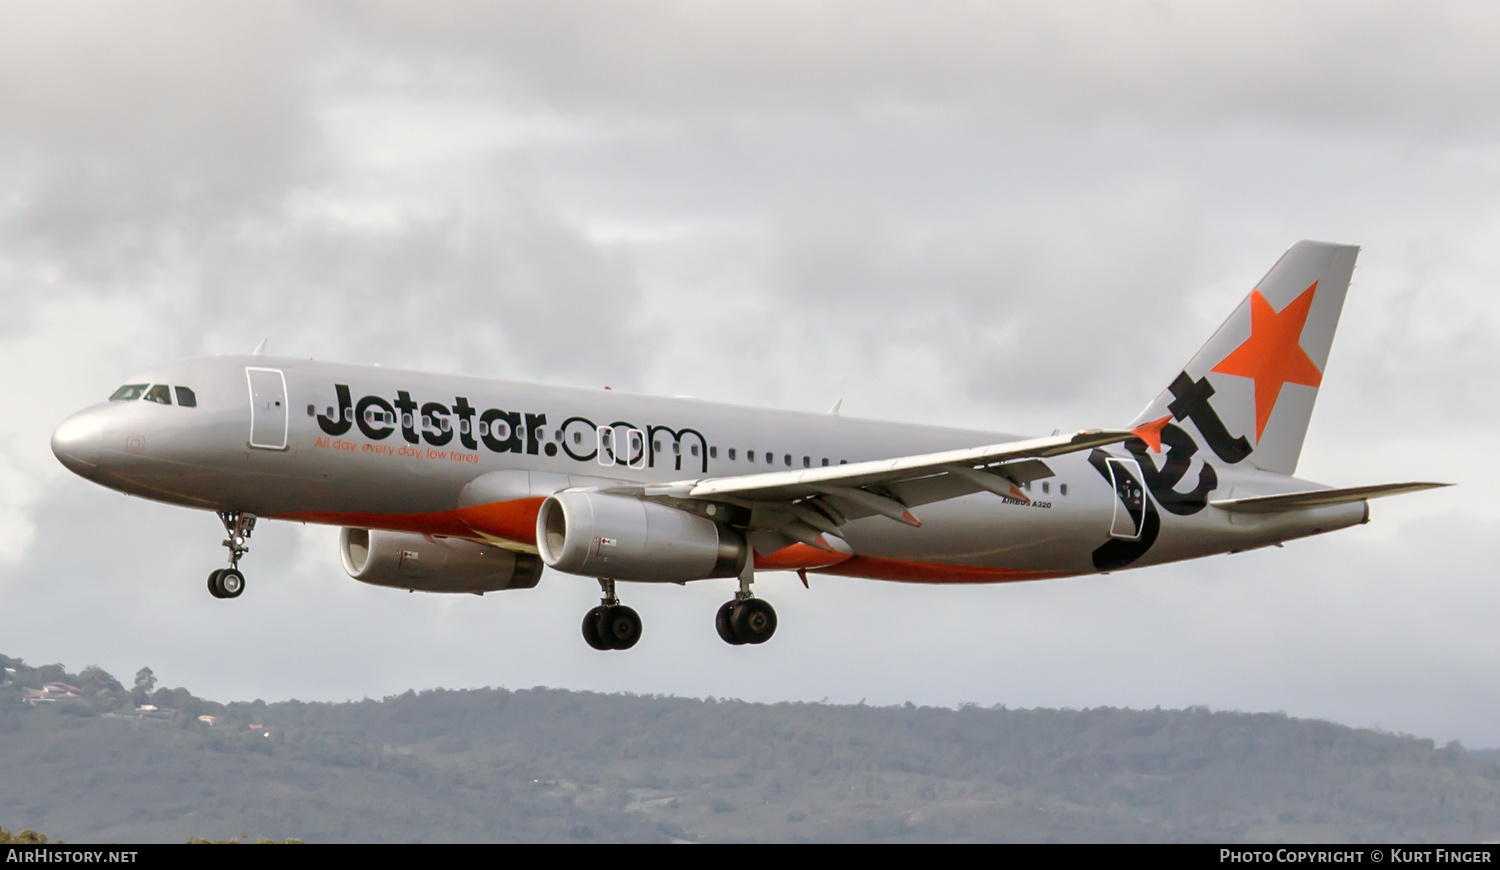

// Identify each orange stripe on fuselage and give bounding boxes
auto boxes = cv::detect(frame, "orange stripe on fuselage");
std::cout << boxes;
[273,497,545,546]
[456,497,544,546]
[754,543,853,572]
[273,507,1063,584]
[813,555,1071,585]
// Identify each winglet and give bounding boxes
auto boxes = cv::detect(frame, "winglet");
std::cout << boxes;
[827,399,843,416]
[251,338,268,356]
[1131,414,1172,453]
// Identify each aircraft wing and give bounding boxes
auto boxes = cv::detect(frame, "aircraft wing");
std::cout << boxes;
[592,429,1135,548]
[1209,482,1452,514]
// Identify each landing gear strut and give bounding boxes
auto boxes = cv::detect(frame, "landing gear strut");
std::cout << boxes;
[207,511,255,600]
[582,578,641,651]
[716,559,777,646]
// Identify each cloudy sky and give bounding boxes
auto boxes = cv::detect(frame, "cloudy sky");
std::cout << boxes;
[1,2,1496,745]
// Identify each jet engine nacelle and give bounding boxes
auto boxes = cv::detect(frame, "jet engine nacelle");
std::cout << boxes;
[339,528,543,593]
[536,491,746,582]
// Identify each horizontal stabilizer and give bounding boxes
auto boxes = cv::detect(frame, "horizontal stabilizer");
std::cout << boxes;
[1210,482,1451,514]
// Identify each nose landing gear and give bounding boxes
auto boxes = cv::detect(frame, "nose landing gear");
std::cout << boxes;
[582,578,641,651]
[208,511,255,600]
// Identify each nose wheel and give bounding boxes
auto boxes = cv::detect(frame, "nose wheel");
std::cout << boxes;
[208,511,255,600]
[208,568,245,599]
[582,579,642,650]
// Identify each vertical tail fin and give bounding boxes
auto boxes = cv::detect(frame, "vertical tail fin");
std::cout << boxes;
[1130,241,1359,476]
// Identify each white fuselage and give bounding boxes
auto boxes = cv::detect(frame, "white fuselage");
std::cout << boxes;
[50,355,1365,586]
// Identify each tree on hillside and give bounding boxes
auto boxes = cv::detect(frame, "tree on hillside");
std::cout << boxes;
[78,666,123,695]
[133,668,157,706]
[0,826,56,844]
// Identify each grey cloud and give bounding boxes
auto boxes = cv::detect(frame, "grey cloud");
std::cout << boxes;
[328,1,1500,133]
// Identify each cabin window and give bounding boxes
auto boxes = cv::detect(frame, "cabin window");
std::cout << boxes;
[840,459,848,465]
[144,384,172,405]
[802,456,810,468]
[573,431,582,444]
[1060,484,1069,496]
[441,416,451,432]
[174,387,197,407]
[691,444,699,456]
[747,450,754,462]
[673,442,681,455]
[307,404,316,417]
[821,458,829,466]
[653,439,661,451]
[709,446,717,459]
[729,448,737,460]
[555,430,563,442]
[459,419,470,435]
[479,421,490,437]
[766,452,774,465]
[109,384,149,402]
[1041,482,1050,494]
[402,413,413,429]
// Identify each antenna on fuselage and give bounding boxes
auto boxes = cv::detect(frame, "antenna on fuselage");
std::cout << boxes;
[251,339,267,356]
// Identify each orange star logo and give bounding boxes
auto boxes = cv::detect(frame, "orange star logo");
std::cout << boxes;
[1211,283,1323,442]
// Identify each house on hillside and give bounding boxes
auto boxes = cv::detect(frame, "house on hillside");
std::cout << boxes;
[197,715,219,726]
[22,683,83,705]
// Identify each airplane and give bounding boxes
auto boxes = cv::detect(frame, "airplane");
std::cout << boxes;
[49,241,1447,651]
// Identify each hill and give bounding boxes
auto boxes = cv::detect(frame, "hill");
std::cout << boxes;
[2,654,1498,843]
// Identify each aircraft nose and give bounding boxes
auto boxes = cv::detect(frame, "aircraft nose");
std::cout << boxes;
[51,409,104,478]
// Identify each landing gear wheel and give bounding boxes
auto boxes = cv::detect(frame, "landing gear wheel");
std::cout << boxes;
[716,601,745,645]
[732,598,777,645]
[600,605,642,650]
[213,568,245,599]
[582,606,610,651]
[207,569,226,599]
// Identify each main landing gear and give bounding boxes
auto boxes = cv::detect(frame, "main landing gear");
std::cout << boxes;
[716,559,777,646]
[576,567,779,651]
[582,578,642,651]
[208,511,255,600]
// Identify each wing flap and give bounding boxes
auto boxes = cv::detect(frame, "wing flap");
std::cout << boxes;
[683,429,1132,503]
[1210,482,1451,514]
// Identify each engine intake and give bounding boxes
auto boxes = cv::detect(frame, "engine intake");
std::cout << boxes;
[340,528,542,593]
[536,491,746,582]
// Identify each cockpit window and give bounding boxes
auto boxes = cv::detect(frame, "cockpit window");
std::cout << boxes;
[144,384,172,405]
[175,386,197,407]
[109,384,149,402]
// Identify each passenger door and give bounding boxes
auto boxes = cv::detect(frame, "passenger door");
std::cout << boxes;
[246,367,289,450]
